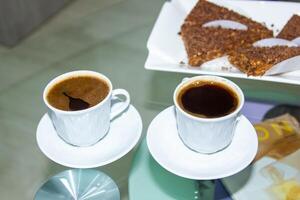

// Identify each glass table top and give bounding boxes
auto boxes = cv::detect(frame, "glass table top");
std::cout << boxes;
[0,0,300,199]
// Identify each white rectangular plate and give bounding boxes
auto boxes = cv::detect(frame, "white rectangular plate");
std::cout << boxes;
[145,0,300,85]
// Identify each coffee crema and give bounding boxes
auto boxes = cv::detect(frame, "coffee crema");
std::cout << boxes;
[177,80,239,118]
[47,75,109,111]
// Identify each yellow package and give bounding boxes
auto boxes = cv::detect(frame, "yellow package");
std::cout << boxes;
[254,114,300,161]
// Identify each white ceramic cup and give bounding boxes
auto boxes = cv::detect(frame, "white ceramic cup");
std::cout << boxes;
[173,75,244,154]
[43,70,130,147]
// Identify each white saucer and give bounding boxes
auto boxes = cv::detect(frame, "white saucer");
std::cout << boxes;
[37,105,143,168]
[147,106,258,180]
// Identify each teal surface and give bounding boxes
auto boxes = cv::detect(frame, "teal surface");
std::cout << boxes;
[129,139,215,200]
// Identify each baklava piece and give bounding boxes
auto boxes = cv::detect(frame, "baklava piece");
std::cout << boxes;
[277,15,300,40]
[181,0,272,66]
[228,46,300,76]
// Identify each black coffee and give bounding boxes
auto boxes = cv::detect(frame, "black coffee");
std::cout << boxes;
[177,81,239,118]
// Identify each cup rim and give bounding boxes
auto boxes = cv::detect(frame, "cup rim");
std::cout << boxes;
[43,70,112,115]
[173,75,244,122]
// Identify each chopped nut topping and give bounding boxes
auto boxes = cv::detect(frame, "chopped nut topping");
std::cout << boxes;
[228,46,300,76]
[277,15,300,40]
[180,0,272,66]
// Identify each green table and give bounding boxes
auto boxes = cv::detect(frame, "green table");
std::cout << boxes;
[0,0,300,199]
[129,139,215,200]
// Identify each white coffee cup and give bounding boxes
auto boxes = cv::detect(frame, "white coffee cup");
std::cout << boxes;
[43,70,130,147]
[173,75,244,154]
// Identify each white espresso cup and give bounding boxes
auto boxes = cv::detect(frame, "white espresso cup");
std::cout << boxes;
[173,75,244,154]
[43,70,130,147]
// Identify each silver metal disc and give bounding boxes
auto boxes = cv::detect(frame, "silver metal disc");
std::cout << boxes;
[35,169,120,200]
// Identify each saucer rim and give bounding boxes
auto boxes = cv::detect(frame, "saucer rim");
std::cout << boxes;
[36,104,143,168]
[147,106,258,180]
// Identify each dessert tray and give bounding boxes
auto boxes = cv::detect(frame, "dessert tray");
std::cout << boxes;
[145,0,300,85]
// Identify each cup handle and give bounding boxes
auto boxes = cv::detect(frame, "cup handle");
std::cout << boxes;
[110,89,130,120]
[232,114,242,133]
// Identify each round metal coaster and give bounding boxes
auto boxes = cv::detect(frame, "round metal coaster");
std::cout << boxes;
[35,169,120,200]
